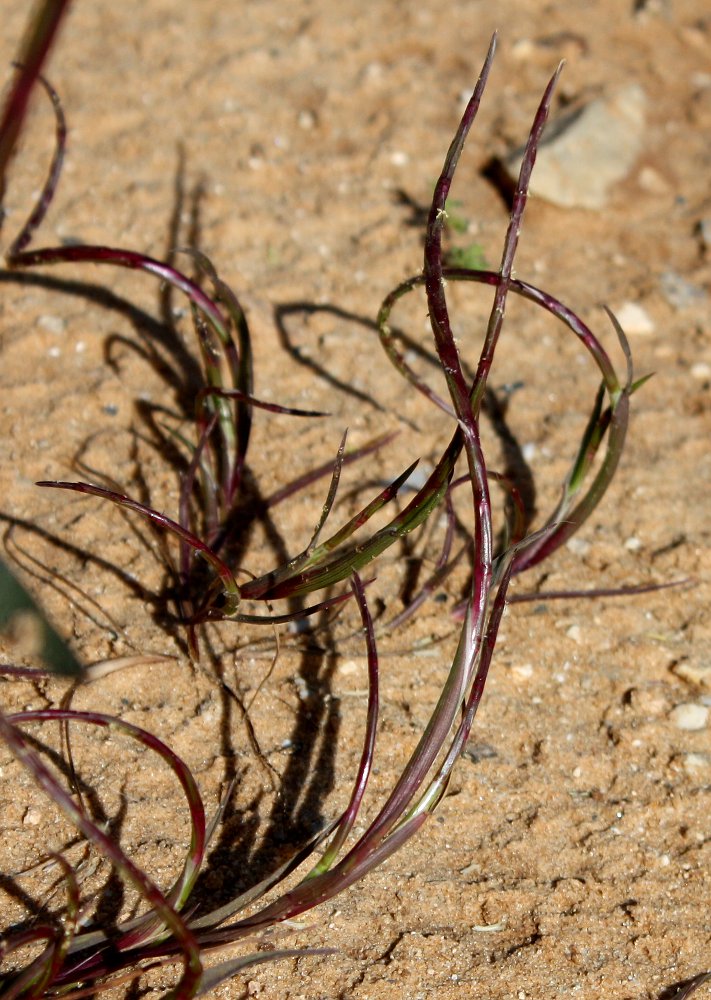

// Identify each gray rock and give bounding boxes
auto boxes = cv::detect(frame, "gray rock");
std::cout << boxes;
[660,270,707,310]
[505,85,647,210]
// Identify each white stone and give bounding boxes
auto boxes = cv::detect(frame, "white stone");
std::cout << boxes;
[637,166,670,194]
[669,702,709,731]
[38,314,66,334]
[683,753,711,776]
[614,302,655,336]
[338,659,360,676]
[566,536,591,557]
[511,662,534,680]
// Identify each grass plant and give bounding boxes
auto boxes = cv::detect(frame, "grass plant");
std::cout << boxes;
[1,4,693,999]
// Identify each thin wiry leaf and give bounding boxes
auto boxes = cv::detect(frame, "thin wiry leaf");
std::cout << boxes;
[0,0,71,221]
[0,710,202,997]
[36,480,241,615]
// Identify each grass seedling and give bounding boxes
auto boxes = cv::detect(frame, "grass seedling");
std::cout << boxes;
[0,5,673,997]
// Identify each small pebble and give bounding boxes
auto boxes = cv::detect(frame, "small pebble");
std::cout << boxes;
[463,741,498,763]
[363,61,384,81]
[615,301,655,336]
[637,166,670,195]
[511,662,534,680]
[669,702,709,731]
[293,676,310,700]
[38,314,66,334]
[23,807,42,826]
[566,536,591,557]
[682,753,710,776]
[660,271,707,310]
[672,661,711,690]
[511,38,536,59]
[690,362,711,380]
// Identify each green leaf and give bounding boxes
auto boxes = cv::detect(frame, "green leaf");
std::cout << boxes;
[443,243,487,269]
[0,560,83,677]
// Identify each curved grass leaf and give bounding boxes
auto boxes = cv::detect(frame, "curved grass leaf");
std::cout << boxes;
[0,710,202,997]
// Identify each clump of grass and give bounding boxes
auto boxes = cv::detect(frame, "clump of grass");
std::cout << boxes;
[0,6,680,999]
[3,0,644,657]
[0,16,636,660]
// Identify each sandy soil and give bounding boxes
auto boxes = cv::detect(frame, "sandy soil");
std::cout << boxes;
[1,1,710,998]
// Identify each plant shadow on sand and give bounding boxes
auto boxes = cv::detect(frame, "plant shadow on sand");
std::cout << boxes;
[0,217,358,915]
